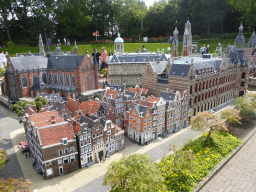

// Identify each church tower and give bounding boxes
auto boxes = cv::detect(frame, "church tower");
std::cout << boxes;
[74,40,78,54]
[172,27,179,57]
[39,34,45,56]
[185,20,192,48]
[182,28,189,56]
[235,23,246,50]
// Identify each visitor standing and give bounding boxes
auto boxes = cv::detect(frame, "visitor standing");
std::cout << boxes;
[136,48,140,53]
[215,47,218,53]
[0,51,4,68]
[58,38,60,45]
[101,47,107,69]
[206,45,209,53]
[202,45,206,55]
[67,39,70,46]
[200,46,202,54]
[92,48,101,71]
[64,38,66,46]
[142,45,147,53]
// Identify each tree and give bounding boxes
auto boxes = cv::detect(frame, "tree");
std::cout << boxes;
[12,97,48,123]
[221,108,241,126]
[190,111,228,141]
[100,68,109,81]
[234,94,256,121]
[103,154,167,192]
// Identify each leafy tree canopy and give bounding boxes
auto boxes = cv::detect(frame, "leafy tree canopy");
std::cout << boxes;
[103,154,166,192]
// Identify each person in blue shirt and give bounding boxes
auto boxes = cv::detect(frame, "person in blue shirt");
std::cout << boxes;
[142,45,147,53]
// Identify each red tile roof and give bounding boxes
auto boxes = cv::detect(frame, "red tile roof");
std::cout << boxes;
[34,117,63,128]
[105,89,117,99]
[66,98,78,113]
[81,100,100,115]
[26,106,36,115]
[147,96,160,103]
[128,87,148,96]
[38,123,74,147]
[29,110,61,126]
[139,100,153,108]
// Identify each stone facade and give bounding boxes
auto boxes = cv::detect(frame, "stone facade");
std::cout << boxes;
[108,53,168,87]
[22,110,79,179]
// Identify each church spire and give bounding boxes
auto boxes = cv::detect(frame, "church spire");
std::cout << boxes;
[39,34,45,56]
[235,23,245,49]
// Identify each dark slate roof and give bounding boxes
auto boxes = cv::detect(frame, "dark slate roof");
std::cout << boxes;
[123,95,133,101]
[235,27,245,45]
[169,64,191,77]
[124,91,136,98]
[226,46,246,66]
[106,85,124,91]
[135,104,148,117]
[11,56,48,71]
[79,115,95,128]
[90,115,105,127]
[98,100,110,109]
[109,53,167,63]
[47,55,84,70]
[159,91,176,101]
[247,32,256,48]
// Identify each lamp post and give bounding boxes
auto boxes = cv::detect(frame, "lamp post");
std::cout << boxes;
[157,137,166,157]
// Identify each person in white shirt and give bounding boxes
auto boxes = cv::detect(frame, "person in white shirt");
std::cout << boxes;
[0,51,5,68]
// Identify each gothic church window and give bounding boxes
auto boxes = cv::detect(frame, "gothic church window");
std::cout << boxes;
[54,73,58,85]
[32,74,37,84]
[48,74,52,84]
[22,75,28,87]
[42,73,47,83]
[59,74,64,85]
[72,75,76,87]
[65,74,70,86]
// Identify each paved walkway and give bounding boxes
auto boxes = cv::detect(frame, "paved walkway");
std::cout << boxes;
[200,129,256,192]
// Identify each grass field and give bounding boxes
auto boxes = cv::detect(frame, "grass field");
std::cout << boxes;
[0,38,237,57]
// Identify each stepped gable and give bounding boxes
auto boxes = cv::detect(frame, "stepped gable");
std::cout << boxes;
[38,122,74,147]
[47,55,84,70]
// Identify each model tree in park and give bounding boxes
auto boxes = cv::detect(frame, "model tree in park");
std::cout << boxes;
[12,97,48,123]
[221,108,241,128]
[103,154,166,192]
[190,111,240,141]
[234,93,256,121]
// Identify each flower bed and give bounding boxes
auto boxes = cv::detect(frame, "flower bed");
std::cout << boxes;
[158,131,242,192]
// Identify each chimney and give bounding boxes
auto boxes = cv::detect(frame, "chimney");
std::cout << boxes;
[51,115,55,124]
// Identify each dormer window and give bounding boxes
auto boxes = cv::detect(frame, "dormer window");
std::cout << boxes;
[78,111,82,115]
[62,138,68,145]
[83,128,87,133]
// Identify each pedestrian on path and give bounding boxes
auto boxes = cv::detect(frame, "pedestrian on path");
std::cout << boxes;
[25,154,28,159]
[101,47,107,69]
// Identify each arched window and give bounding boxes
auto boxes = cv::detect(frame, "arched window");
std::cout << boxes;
[59,74,64,85]
[32,74,37,84]
[22,75,28,87]
[72,75,76,87]
[65,74,70,86]
[48,74,52,84]
[42,73,47,83]
[54,73,58,85]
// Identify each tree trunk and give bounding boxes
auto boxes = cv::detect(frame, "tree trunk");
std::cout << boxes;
[5,24,11,41]
[206,129,212,141]
[207,22,211,36]
[221,20,223,34]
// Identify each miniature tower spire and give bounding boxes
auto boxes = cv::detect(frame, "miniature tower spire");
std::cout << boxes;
[182,28,189,56]
[74,40,78,54]
[235,23,245,49]
[172,26,179,57]
[39,34,45,56]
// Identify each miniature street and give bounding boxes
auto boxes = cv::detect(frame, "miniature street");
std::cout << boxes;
[0,101,201,192]
[1,101,247,192]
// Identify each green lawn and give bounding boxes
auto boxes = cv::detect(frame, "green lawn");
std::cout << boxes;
[0,39,237,57]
